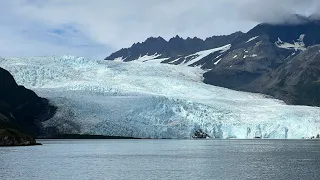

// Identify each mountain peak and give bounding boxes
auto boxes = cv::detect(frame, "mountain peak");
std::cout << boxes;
[169,35,184,41]
[145,36,166,41]
[145,36,167,43]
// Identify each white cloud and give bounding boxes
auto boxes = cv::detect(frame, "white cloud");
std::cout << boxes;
[0,0,319,58]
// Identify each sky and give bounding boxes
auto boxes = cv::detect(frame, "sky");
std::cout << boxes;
[0,0,319,59]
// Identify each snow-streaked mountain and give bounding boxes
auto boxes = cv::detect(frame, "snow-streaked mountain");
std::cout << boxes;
[1,56,320,139]
[204,20,320,106]
[111,44,232,69]
[106,17,320,106]
[105,32,243,67]
[105,19,320,69]
[244,45,320,106]
[105,18,320,79]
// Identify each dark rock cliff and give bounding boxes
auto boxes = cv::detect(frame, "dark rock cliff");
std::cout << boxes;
[0,67,56,137]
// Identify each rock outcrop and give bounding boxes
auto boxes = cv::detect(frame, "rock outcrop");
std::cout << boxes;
[0,128,41,146]
[0,67,56,138]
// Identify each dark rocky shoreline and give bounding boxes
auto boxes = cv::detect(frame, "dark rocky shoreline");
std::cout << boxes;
[44,134,140,139]
[0,66,56,146]
[0,129,41,146]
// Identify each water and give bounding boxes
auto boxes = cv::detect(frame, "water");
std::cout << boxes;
[1,140,320,180]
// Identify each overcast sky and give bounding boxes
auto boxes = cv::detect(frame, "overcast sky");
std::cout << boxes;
[1,0,319,59]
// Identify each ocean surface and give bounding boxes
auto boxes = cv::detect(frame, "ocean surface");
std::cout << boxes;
[1,139,320,180]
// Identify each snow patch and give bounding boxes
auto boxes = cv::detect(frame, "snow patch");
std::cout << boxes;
[244,54,258,59]
[113,57,124,62]
[168,57,183,64]
[136,53,162,62]
[275,34,306,51]
[143,57,170,64]
[246,36,259,43]
[214,58,222,65]
[215,54,223,59]
[184,44,231,66]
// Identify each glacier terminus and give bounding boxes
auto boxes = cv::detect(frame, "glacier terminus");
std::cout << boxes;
[1,55,320,139]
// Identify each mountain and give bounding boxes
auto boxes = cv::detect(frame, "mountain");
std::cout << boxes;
[0,67,56,137]
[105,16,320,107]
[105,32,243,65]
[203,19,320,106]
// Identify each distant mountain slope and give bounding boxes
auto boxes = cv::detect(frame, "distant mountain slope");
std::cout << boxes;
[203,20,320,106]
[0,67,56,136]
[105,18,320,71]
[242,45,320,106]
[105,32,243,66]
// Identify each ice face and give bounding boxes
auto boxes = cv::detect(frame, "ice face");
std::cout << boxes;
[1,55,320,139]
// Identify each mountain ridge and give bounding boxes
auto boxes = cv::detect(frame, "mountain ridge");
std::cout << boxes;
[105,31,243,62]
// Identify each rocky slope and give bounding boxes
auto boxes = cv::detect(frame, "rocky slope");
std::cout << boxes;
[203,19,320,86]
[203,20,320,106]
[243,45,320,106]
[0,128,41,146]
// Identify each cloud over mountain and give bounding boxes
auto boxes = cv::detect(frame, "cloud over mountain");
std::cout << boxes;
[0,0,318,58]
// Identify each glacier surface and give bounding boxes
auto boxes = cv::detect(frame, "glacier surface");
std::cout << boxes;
[1,55,320,139]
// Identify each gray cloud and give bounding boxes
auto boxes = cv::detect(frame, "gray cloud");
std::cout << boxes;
[237,0,320,24]
[0,0,318,58]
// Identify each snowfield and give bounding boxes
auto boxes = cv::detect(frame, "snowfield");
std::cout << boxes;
[275,34,307,51]
[1,55,320,139]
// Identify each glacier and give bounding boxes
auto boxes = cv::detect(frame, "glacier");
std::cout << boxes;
[1,55,320,139]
